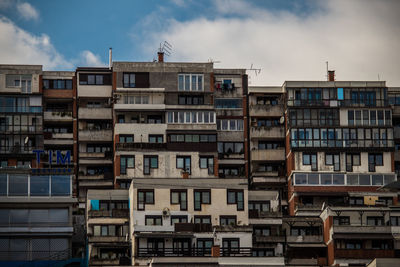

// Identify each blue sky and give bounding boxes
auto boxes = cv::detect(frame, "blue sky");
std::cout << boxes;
[0,0,399,85]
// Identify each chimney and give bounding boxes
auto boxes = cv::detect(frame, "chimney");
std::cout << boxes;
[158,51,164,63]
[328,70,335,81]
[109,47,112,69]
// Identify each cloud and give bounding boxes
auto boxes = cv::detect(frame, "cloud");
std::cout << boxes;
[141,0,400,86]
[80,50,106,67]
[16,2,39,21]
[0,16,73,69]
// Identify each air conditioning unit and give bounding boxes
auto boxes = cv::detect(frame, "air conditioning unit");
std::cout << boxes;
[162,207,170,217]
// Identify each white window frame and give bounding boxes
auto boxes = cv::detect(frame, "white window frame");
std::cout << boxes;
[178,74,204,91]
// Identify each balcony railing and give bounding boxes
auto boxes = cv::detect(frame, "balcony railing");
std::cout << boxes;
[174,223,213,232]
[116,143,167,151]
[137,247,275,257]
[334,249,395,259]
[88,209,129,218]
[249,210,282,218]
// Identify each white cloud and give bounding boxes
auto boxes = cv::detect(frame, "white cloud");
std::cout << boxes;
[16,2,39,21]
[80,50,106,67]
[0,16,73,69]
[141,0,400,86]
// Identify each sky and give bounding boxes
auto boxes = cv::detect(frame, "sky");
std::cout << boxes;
[0,0,399,86]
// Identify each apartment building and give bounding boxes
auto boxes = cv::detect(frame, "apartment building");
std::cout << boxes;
[1,59,400,267]
[247,86,287,260]
[285,76,398,266]
[76,67,114,204]
[0,65,79,265]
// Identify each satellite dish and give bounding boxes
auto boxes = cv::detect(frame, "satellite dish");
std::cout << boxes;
[279,116,285,124]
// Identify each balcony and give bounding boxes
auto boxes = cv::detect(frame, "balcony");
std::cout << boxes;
[44,111,73,121]
[115,123,166,135]
[78,107,112,120]
[88,209,129,218]
[167,123,217,131]
[251,176,286,185]
[250,126,285,139]
[79,129,112,141]
[334,249,395,259]
[254,235,285,243]
[174,223,213,232]
[251,148,285,161]
[249,210,282,219]
[114,103,165,110]
[333,225,392,234]
[89,258,120,266]
[286,235,323,243]
[116,142,167,151]
[287,258,318,265]
[249,104,284,117]
[88,236,128,243]
[136,247,277,258]
[43,132,73,145]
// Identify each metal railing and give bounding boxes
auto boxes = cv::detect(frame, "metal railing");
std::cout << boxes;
[137,247,273,257]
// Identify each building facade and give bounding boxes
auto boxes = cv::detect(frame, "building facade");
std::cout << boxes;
[0,60,399,267]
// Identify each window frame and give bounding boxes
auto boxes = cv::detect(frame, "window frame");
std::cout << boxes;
[170,189,188,211]
[145,215,163,226]
[194,189,211,211]
[176,156,191,174]
[120,156,135,175]
[227,189,244,211]
[137,189,154,210]
[143,155,158,175]
[219,215,237,226]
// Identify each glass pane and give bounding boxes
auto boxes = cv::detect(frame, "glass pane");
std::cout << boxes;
[51,175,70,196]
[9,174,28,196]
[30,175,49,196]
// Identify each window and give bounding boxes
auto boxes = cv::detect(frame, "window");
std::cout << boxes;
[227,189,244,211]
[290,226,320,236]
[256,96,278,105]
[303,153,317,171]
[149,135,163,143]
[346,153,360,172]
[176,156,191,174]
[171,216,188,225]
[170,190,187,210]
[123,73,135,87]
[120,156,134,175]
[197,239,213,255]
[220,216,236,226]
[169,134,216,143]
[333,216,350,225]
[138,190,154,210]
[120,135,134,143]
[349,197,364,205]
[194,216,211,224]
[217,119,244,131]
[167,111,215,124]
[194,190,211,211]
[248,201,270,212]
[257,141,283,150]
[215,99,242,109]
[43,79,73,90]
[79,73,111,85]
[222,238,239,255]
[368,153,383,172]
[218,142,244,154]
[200,156,214,175]
[254,227,271,236]
[178,74,203,91]
[390,216,400,226]
[178,95,204,105]
[345,241,362,249]
[218,166,244,178]
[144,156,158,175]
[367,216,384,226]
[325,153,340,171]
[145,216,162,226]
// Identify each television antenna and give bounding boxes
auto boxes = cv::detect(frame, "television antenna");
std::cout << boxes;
[159,41,172,57]
[208,58,221,64]
[247,63,261,76]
